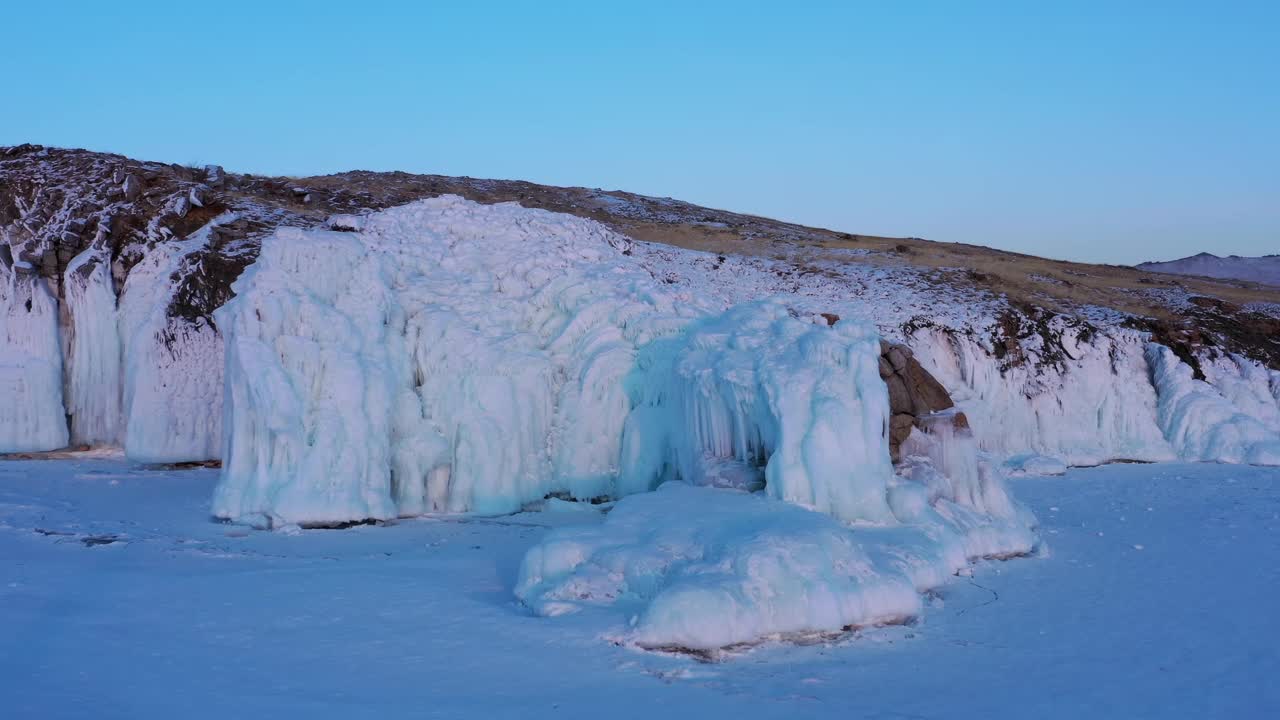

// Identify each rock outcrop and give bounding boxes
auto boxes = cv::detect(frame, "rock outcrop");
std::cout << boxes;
[879,340,967,460]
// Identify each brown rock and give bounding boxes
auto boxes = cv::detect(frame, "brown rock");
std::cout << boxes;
[878,355,893,379]
[885,373,911,416]
[887,346,910,372]
[889,413,916,455]
[902,361,954,415]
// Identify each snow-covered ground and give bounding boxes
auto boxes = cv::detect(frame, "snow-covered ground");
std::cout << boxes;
[3,457,1276,719]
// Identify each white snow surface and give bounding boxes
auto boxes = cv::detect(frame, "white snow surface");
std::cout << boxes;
[3,457,1277,718]
[214,196,906,527]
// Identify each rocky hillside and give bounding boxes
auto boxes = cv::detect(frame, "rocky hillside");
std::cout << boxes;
[4,143,1276,367]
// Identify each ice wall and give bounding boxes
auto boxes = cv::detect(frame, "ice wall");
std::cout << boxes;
[909,321,1280,468]
[0,265,69,452]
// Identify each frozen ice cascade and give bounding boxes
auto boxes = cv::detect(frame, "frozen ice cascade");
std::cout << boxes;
[63,248,122,447]
[1,216,228,460]
[1146,344,1280,466]
[0,265,68,452]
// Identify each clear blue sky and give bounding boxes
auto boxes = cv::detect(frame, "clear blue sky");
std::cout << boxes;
[3,1,1276,264]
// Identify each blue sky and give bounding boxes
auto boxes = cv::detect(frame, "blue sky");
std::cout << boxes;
[3,1,1276,264]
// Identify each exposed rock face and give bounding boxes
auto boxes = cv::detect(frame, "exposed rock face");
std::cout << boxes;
[878,339,966,460]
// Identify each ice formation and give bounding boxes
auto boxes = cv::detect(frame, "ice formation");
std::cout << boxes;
[116,226,224,463]
[0,266,68,452]
[1146,344,1280,465]
[62,249,122,446]
[0,218,226,460]
[908,323,1177,465]
[516,473,1036,651]
[214,198,695,525]
[1003,454,1069,477]
[213,196,904,526]
[619,302,897,524]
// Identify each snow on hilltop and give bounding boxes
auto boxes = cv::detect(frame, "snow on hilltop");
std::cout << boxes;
[1136,252,1280,287]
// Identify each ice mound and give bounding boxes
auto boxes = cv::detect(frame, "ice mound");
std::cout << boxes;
[516,479,1036,652]
[0,268,68,452]
[1146,344,1280,466]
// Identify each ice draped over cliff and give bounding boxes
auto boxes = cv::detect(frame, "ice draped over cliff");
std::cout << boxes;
[0,265,68,452]
[212,197,910,526]
[906,323,1280,468]
[1,216,226,461]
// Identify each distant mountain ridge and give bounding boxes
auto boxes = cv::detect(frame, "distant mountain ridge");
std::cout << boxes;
[1136,252,1280,287]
